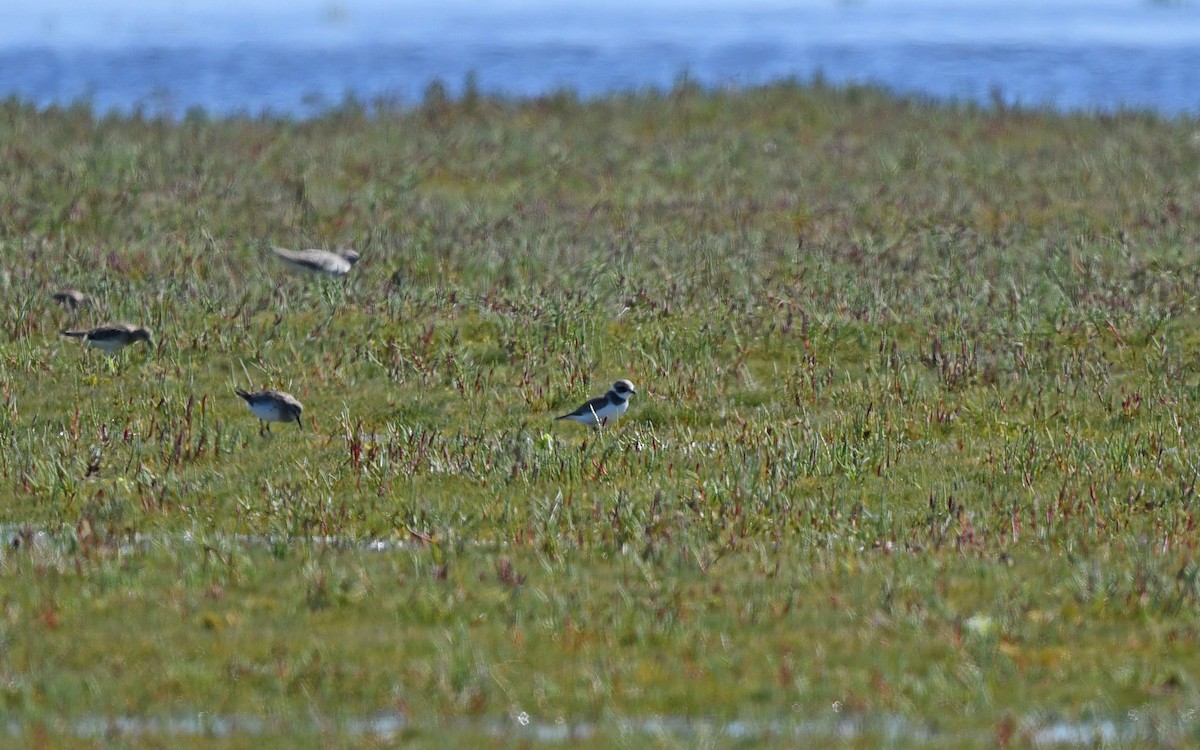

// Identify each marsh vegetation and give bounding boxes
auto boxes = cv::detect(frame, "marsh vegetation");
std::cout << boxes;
[2,84,1200,747]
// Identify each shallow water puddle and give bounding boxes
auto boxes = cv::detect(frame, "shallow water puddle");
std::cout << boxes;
[3,712,1183,745]
[3,713,939,743]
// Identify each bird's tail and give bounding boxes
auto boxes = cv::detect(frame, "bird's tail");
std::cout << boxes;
[60,329,87,338]
[554,414,569,420]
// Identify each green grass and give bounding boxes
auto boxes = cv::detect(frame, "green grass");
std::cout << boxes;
[3,82,1200,747]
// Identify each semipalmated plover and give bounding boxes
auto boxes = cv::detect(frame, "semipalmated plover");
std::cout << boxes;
[61,324,153,354]
[555,379,636,427]
[271,246,360,276]
[235,388,304,434]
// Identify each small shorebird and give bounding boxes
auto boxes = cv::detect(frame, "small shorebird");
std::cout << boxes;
[555,379,637,428]
[271,247,360,276]
[235,388,304,434]
[60,324,153,354]
[51,289,90,310]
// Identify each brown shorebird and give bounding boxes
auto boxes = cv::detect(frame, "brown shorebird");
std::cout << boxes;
[271,247,360,276]
[61,324,153,354]
[235,388,304,434]
[51,289,90,310]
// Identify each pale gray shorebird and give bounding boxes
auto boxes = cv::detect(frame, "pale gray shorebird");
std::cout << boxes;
[235,388,304,434]
[555,379,637,428]
[60,323,153,354]
[271,246,360,276]
[51,289,90,310]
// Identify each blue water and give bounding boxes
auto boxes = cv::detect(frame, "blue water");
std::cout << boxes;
[2,0,1199,118]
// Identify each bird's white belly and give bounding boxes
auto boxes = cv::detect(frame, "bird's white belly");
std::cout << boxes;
[281,253,351,276]
[88,338,125,354]
[249,401,288,422]
[585,399,627,425]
